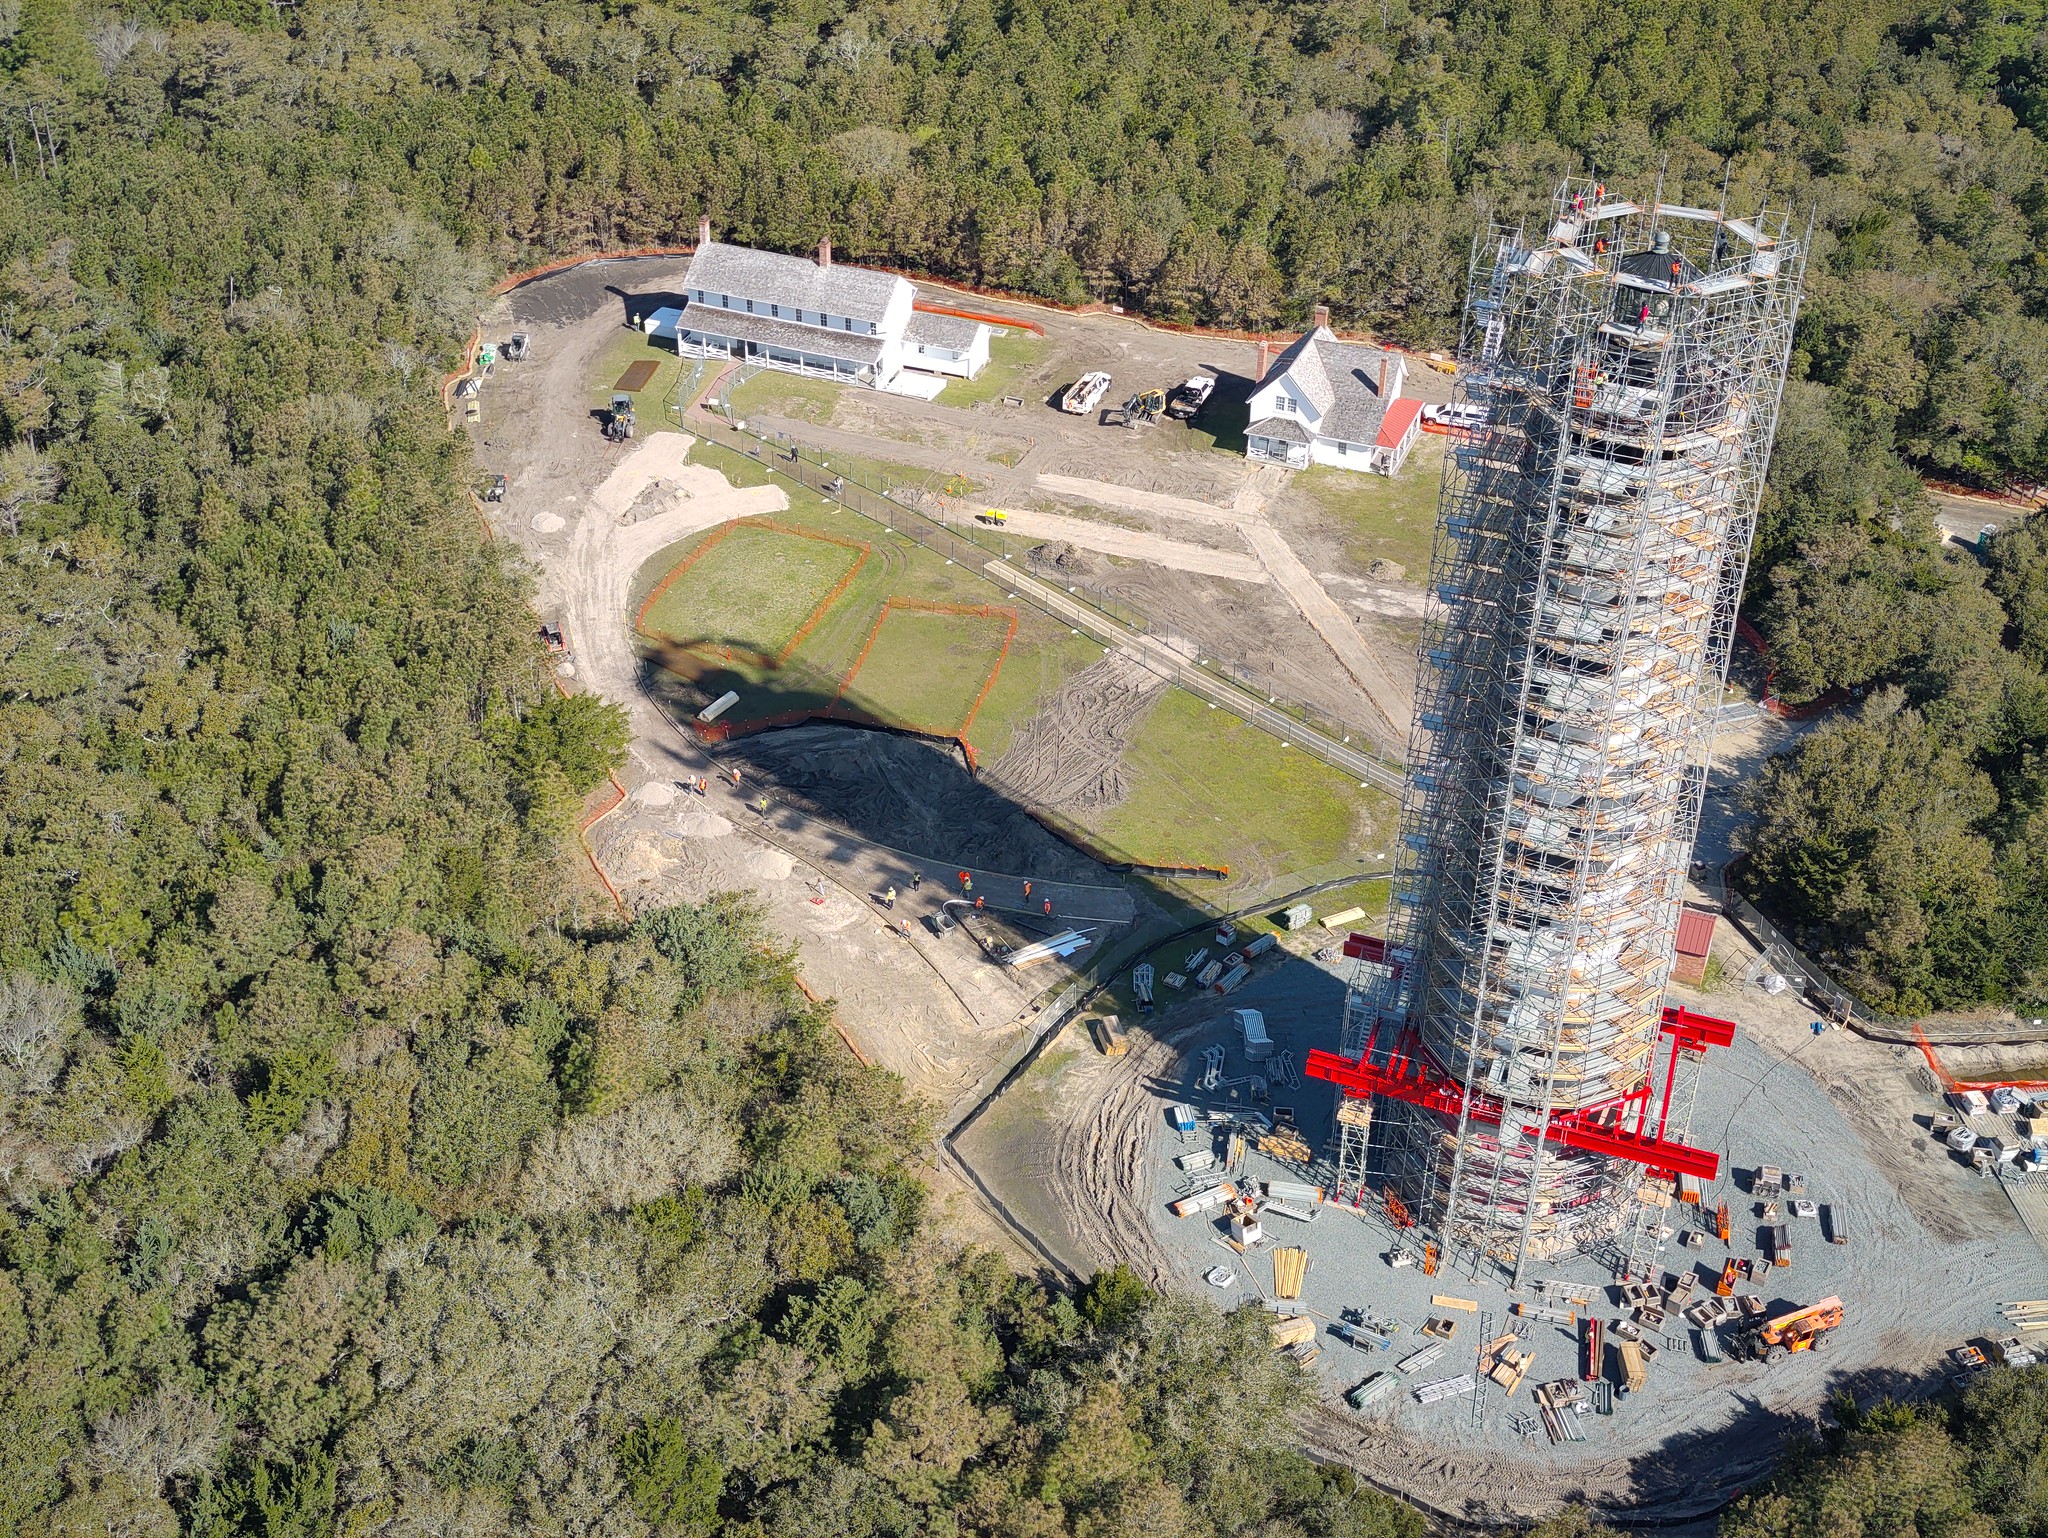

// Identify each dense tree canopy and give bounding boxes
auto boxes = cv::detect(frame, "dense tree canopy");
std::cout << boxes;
[1722,1371,2048,1538]
[4,0,2048,1526]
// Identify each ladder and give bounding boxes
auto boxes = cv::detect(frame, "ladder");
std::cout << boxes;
[1471,1308,1495,1430]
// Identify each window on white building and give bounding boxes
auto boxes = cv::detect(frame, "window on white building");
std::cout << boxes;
[1275,394,1296,413]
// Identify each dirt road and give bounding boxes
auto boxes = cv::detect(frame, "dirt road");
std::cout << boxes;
[953,505,1269,583]
[477,268,1068,1141]
[1034,470,1259,527]
[1242,523,1411,743]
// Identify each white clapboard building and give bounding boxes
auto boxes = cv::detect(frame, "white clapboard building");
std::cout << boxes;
[647,221,990,396]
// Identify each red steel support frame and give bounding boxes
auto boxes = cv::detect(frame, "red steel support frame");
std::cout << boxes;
[1306,1004,1733,1184]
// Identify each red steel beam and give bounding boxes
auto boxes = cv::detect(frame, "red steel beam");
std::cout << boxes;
[1305,1047,1720,1180]
[1660,1004,1736,1049]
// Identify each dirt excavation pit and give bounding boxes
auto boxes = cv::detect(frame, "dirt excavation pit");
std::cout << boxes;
[957,935,2048,1525]
[719,723,1156,936]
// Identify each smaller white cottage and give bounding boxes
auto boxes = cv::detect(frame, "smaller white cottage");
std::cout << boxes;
[904,310,992,378]
[647,220,991,394]
[1245,308,1421,475]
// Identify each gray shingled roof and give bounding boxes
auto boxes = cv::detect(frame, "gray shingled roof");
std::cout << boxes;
[1259,325,1398,446]
[684,241,907,324]
[1247,415,1312,445]
[679,302,885,364]
[905,310,982,348]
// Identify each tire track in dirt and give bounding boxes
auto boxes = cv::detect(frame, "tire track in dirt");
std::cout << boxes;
[982,649,1168,812]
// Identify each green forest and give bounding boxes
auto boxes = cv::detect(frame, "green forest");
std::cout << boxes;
[3,0,2048,1528]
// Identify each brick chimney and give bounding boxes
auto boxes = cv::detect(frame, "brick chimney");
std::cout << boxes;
[1254,339,1269,381]
[698,214,712,247]
[1378,356,1389,396]
[817,236,832,268]
[1314,303,1330,331]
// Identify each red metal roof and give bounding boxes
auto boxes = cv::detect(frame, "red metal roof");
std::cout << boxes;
[1376,397,1423,448]
[1674,906,1717,958]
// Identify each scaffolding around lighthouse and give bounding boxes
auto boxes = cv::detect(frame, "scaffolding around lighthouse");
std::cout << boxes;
[1311,181,1805,1285]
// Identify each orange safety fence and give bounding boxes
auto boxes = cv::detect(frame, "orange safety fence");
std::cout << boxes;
[910,299,1046,335]
[546,670,630,916]
[1129,861,1233,880]
[634,521,742,635]
[837,598,1018,739]
[490,245,697,297]
[1914,1023,2048,1094]
[633,516,872,664]
[791,973,874,1067]
[1734,615,1850,722]
[956,606,1019,738]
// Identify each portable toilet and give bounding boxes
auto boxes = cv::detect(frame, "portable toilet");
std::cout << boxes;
[1234,1009,1273,1061]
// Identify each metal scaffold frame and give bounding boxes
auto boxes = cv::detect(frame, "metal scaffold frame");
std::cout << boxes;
[1310,177,1805,1286]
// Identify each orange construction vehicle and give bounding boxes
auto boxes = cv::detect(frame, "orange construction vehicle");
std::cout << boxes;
[1742,1297,1844,1364]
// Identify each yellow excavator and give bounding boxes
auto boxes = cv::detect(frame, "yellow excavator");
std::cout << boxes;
[1744,1297,1844,1363]
[1107,387,1168,427]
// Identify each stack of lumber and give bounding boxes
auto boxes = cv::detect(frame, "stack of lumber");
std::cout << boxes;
[1259,1129,1313,1163]
[2001,1299,2048,1333]
[1272,1247,1308,1300]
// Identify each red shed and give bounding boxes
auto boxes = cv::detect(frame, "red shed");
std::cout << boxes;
[1671,904,1718,985]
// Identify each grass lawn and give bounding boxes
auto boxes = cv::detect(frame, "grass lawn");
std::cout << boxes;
[1096,689,1395,876]
[724,368,846,425]
[1296,433,1445,579]
[637,523,867,660]
[589,331,697,427]
[1185,393,1251,456]
[632,470,1091,747]
[843,605,1016,735]
[969,626,1105,765]
[635,436,1399,942]
[936,328,1045,409]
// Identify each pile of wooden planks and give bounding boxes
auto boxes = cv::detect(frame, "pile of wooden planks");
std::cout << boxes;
[2001,1299,2048,1334]
[1477,1332,1533,1393]
[1272,1247,1308,1300]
